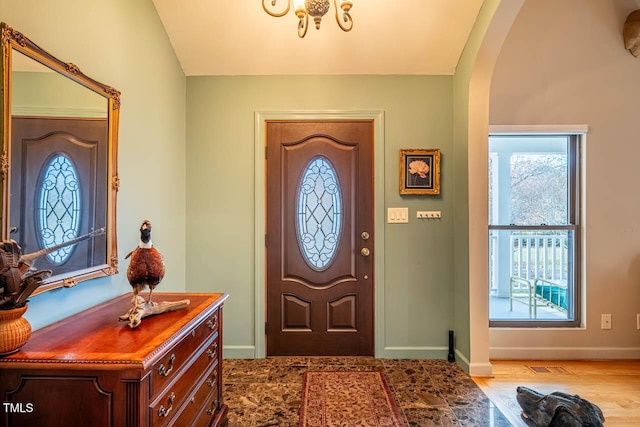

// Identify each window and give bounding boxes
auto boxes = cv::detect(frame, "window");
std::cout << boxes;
[296,156,343,270]
[488,133,581,327]
[37,153,81,265]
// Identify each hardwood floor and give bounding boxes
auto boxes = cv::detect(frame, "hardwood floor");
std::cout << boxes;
[473,360,640,426]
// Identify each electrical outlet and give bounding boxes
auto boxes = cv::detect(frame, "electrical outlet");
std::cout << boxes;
[601,314,611,330]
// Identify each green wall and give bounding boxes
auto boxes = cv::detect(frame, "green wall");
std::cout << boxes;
[12,72,106,117]
[452,52,473,363]
[185,75,457,358]
[452,0,518,370]
[452,0,502,368]
[1,0,187,329]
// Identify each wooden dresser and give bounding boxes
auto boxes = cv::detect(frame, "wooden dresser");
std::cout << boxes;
[0,292,229,427]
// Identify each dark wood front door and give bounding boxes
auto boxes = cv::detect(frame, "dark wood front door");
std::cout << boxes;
[266,120,374,356]
[10,117,108,275]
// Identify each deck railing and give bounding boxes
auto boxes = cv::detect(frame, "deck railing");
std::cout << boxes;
[489,232,569,292]
[510,233,568,281]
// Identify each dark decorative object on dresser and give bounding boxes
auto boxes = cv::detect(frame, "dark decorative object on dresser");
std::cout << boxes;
[0,230,106,355]
[0,292,229,427]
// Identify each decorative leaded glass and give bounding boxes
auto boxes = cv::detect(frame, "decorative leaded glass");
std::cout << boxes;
[37,154,81,264]
[296,156,343,270]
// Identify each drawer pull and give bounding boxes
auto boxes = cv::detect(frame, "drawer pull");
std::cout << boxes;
[207,370,218,387]
[158,392,176,417]
[206,342,218,359]
[206,314,218,330]
[158,354,176,377]
[206,399,219,416]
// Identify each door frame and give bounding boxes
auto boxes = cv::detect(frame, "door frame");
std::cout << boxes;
[254,110,385,358]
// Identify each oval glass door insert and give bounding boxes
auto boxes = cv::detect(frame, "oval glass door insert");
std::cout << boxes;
[296,156,343,270]
[37,153,81,264]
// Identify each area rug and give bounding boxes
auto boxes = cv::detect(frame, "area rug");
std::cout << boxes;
[299,371,406,427]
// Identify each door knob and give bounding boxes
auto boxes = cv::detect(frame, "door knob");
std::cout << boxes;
[361,231,370,240]
[360,248,370,257]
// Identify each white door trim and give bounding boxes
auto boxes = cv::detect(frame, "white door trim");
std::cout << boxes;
[254,110,385,358]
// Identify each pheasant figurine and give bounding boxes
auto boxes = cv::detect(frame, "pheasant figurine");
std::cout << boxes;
[125,220,165,304]
[120,220,188,328]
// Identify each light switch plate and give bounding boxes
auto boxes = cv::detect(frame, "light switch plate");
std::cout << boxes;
[387,207,409,223]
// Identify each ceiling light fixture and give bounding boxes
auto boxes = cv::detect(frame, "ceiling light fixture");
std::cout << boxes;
[262,0,353,38]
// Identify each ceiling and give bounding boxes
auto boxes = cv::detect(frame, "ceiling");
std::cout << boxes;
[151,0,485,76]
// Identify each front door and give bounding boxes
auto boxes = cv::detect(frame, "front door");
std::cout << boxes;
[266,120,374,356]
[10,116,108,275]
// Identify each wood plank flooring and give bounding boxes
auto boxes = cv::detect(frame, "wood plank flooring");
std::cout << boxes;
[473,360,640,427]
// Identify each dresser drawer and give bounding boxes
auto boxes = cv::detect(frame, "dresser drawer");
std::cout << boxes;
[151,308,219,397]
[150,335,219,427]
[171,364,220,427]
[191,396,222,427]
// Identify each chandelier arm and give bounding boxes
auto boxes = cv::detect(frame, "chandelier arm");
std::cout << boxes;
[262,0,291,17]
[333,0,354,32]
[297,12,309,38]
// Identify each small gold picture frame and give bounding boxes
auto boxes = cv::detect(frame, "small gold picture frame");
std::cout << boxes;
[399,149,441,195]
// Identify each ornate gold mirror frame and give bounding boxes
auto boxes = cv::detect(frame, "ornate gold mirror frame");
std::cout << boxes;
[1,23,119,295]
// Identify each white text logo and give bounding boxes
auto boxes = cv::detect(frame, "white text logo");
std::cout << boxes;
[2,402,34,413]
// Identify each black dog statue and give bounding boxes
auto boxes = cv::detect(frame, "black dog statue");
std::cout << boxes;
[516,386,604,426]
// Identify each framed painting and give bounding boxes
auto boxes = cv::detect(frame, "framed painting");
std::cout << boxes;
[399,149,441,195]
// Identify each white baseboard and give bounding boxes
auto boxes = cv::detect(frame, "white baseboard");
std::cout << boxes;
[452,350,470,374]
[222,344,490,377]
[437,350,493,377]
[490,346,640,360]
[378,346,449,360]
[220,345,640,368]
[469,361,493,377]
[223,345,450,360]
[223,345,256,359]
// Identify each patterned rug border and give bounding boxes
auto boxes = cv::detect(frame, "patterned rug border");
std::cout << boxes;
[299,370,406,427]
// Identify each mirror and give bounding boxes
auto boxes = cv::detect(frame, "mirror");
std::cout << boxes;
[1,23,119,295]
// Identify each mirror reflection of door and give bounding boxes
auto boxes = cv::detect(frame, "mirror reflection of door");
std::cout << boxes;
[266,120,374,356]
[10,117,108,276]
